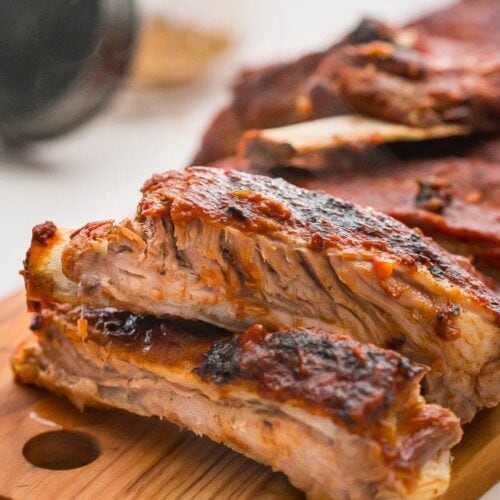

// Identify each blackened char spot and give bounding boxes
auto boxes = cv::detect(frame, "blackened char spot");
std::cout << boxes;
[196,328,426,430]
[32,221,57,245]
[30,314,42,331]
[345,18,395,45]
[194,336,240,383]
[415,178,453,214]
[227,205,247,222]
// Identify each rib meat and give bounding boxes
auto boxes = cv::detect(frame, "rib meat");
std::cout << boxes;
[13,306,462,499]
[301,29,500,131]
[23,167,500,422]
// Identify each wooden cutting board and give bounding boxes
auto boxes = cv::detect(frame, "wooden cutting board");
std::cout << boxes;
[0,291,498,500]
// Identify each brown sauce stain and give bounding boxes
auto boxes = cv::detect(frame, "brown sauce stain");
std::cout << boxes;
[31,396,97,429]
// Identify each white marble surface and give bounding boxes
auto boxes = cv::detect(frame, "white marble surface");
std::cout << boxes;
[0,3,498,496]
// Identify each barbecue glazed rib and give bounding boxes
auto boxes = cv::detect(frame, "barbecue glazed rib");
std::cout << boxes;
[24,167,500,422]
[13,306,462,499]
[194,1,500,164]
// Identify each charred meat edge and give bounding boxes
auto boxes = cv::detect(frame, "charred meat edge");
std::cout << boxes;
[13,306,462,500]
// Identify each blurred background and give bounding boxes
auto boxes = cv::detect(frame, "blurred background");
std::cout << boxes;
[0,0,455,298]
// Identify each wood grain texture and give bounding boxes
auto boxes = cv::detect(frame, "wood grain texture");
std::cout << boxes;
[0,291,498,500]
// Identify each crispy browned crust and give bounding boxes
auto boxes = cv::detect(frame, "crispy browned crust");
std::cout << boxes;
[122,167,499,319]
[315,39,500,130]
[22,305,461,476]
[190,1,500,275]
[22,221,61,312]
[267,151,500,270]
[195,324,427,433]
[30,306,424,432]
[13,329,461,499]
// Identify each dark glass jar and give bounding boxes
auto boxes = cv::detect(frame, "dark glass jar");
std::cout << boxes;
[0,0,137,142]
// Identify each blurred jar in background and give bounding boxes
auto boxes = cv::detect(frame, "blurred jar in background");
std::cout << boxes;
[129,0,235,89]
[0,0,136,143]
